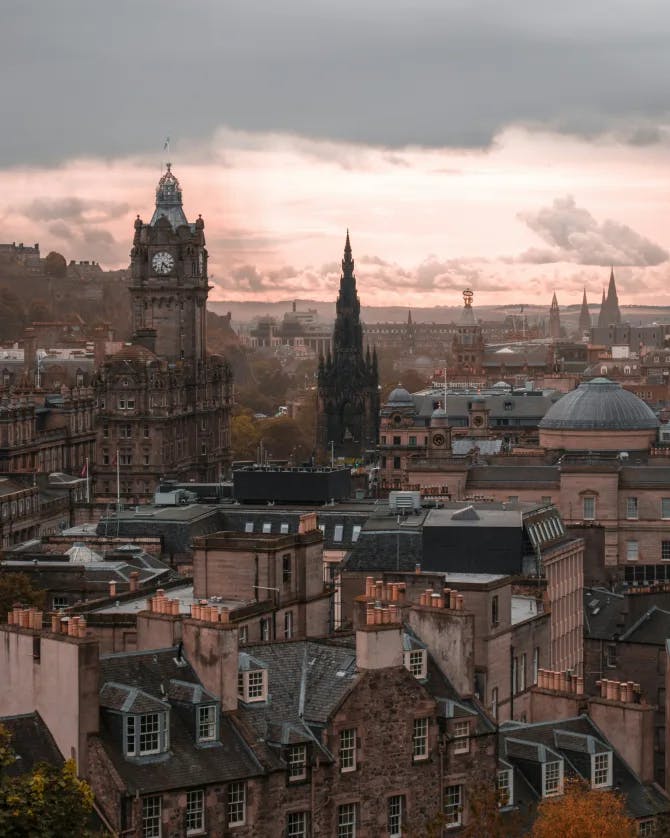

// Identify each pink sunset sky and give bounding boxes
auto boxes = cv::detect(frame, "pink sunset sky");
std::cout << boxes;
[3,1,670,311]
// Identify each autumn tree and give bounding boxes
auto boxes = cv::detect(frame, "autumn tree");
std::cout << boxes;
[231,410,262,460]
[0,723,95,837]
[44,251,67,278]
[531,778,636,838]
[0,573,45,623]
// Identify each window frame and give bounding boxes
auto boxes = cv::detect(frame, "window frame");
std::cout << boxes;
[452,720,470,754]
[412,717,429,761]
[582,495,596,520]
[387,794,404,838]
[591,751,612,788]
[444,784,462,828]
[287,743,308,782]
[337,802,357,838]
[542,759,563,797]
[405,649,427,680]
[227,781,246,827]
[287,811,308,838]
[339,728,357,772]
[197,704,218,743]
[626,496,639,520]
[185,789,205,836]
[627,540,639,561]
[142,795,162,838]
[497,768,513,807]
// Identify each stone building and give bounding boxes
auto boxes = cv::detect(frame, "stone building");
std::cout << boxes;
[94,166,232,503]
[0,591,498,837]
[316,233,379,460]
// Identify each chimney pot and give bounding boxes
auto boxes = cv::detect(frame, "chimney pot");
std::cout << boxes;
[109,581,117,597]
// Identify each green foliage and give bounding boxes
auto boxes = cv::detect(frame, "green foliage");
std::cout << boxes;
[0,724,96,837]
[0,574,45,624]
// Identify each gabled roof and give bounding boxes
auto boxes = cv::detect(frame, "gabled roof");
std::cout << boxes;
[0,712,63,777]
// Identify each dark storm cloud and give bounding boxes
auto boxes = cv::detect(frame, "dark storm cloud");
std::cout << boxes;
[518,196,669,266]
[2,0,670,166]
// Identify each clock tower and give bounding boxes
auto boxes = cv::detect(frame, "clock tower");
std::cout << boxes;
[94,165,232,503]
[129,164,208,362]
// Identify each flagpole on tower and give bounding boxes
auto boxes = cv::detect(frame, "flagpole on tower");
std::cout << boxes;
[85,457,90,505]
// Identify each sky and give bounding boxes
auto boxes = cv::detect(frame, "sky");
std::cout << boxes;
[2,0,670,309]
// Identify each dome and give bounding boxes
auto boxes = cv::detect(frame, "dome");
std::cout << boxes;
[431,406,448,418]
[539,378,659,431]
[387,386,414,406]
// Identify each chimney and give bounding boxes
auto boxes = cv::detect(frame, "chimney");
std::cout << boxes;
[407,595,474,696]
[356,621,403,670]
[108,581,116,598]
[129,571,139,593]
[181,613,239,712]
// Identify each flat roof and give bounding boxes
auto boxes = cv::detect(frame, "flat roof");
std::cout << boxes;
[91,584,251,615]
[424,507,523,528]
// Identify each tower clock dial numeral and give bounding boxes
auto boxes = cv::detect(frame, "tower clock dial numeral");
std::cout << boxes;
[152,251,175,275]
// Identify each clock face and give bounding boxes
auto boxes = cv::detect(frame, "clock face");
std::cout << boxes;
[152,251,175,275]
[432,433,446,447]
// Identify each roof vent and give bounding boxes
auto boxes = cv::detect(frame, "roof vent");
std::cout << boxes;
[452,505,480,521]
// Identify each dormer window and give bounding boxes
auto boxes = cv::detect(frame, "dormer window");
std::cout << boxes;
[125,711,170,757]
[197,704,218,743]
[237,668,268,703]
[404,649,427,680]
[542,759,563,797]
[591,751,612,788]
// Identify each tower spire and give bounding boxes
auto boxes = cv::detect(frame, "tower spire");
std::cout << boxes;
[578,287,591,336]
[549,291,561,340]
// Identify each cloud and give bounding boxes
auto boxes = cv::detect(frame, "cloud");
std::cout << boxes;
[22,197,130,223]
[3,2,670,166]
[517,196,669,266]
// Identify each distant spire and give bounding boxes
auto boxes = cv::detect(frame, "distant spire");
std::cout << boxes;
[549,291,561,340]
[598,267,622,328]
[407,309,413,326]
[578,287,591,335]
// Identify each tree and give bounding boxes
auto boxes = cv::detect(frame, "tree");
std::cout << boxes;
[0,723,95,837]
[231,411,262,461]
[0,573,45,623]
[44,251,67,278]
[531,778,636,838]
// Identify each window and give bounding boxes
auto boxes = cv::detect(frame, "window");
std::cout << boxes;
[262,521,272,534]
[491,595,499,627]
[197,705,217,742]
[491,687,498,720]
[626,497,639,519]
[582,496,596,520]
[125,715,136,756]
[592,751,612,788]
[512,656,518,695]
[337,803,357,838]
[605,644,617,668]
[52,596,68,610]
[238,669,267,703]
[406,649,427,680]
[393,457,401,469]
[638,819,656,836]
[284,611,293,639]
[543,760,563,797]
[127,398,135,410]
[519,654,526,693]
[627,541,639,561]
[239,624,248,646]
[282,554,292,586]
[408,436,417,447]
[287,812,308,837]
[143,424,149,438]
[142,796,162,838]
[227,782,246,826]
[387,795,404,837]
[497,769,513,807]
[339,728,356,771]
[412,717,428,760]
[453,720,470,754]
[444,785,462,828]
[244,521,254,533]
[260,618,271,641]
[334,524,344,542]
[139,713,162,755]
[288,744,307,781]
[533,647,540,685]
[393,435,401,445]
[662,541,670,562]
[186,789,205,835]
[663,499,670,520]
[280,522,289,534]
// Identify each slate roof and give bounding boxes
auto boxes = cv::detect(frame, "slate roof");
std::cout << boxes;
[499,715,670,820]
[343,530,423,572]
[620,606,670,644]
[539,378,659,431]
[583,588,626,640]
[0,712,63,777]
[98,647,262,793]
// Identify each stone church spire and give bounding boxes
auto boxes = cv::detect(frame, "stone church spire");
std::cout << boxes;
[549,291,561,340]
[597,268,622,328]
[316,232,380,460]
[578,288,591,336]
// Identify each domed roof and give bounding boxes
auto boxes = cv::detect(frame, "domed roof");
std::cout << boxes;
[431,406,448,418]
[387,386,414,406]
[539,378,659,431]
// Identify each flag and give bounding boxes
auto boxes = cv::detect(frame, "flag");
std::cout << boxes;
[80,461,88,478]
[163,136,170,151]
